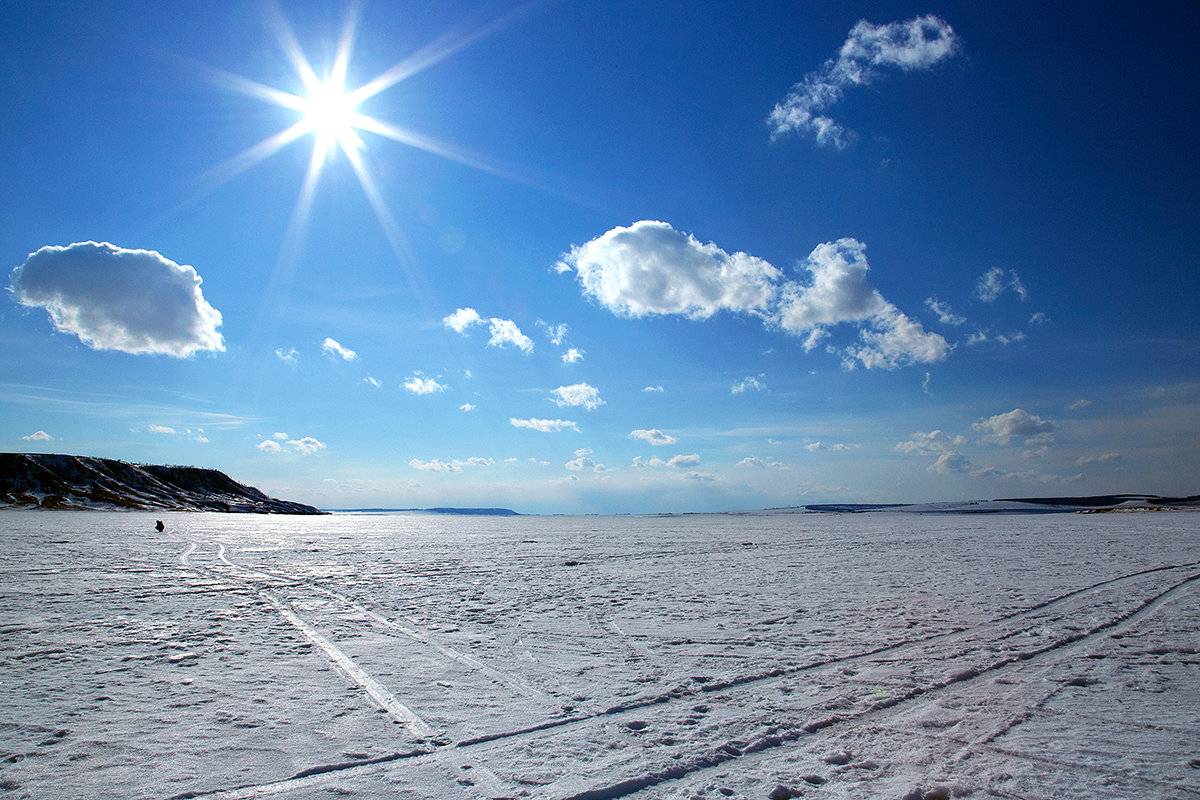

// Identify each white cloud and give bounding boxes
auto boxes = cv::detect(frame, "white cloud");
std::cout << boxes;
[362,376,381,388]
[975,268,1028,303]
[322,337,358,361]
[275,347,298,363]
[732,375,766,394]
[510,417,579,433]
[561,227,947,371]
[643,385,664,393]
[147,424,177,434]
[287,436,326,455]
[487,318,533,352]
[566,448,606,472]
[459,403,476,412]
[925,297,965,325]
[552,382,605,410]
[632,453,701,469]
[972,408,1055,446]
[894,430,965,455]
[1076,453,1123,466]
[408,456,493,473]
[562,347,585,364]
[559,220,782,319]
[404,374,446,395]
[629,428,677,446]
[778,239,949,369]
[539,321,568,345]
[273,432,288,440]
[737,456,786,468]
[258,436,325,455]
[1029,311,1049,326]
[20,430,54,441]
[443,307,482,333]
[9,241,224,357]
[929,450,971,474]
[768,14,959,147]
[1067,399,1092,411]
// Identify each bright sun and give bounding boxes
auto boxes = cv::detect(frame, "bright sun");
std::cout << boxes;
[300,78,363,153]
[203,5,524,263]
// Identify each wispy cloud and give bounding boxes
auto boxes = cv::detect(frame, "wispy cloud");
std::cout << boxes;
[975,268,1028,303]
[9,241,224,357]
[768,14,959,148]
[561,347,585,364]
[510,417,579,433]
[1076,452,1122,466]
[20,430,54,441]
[275,347,299,363]
[732,375,766,394]
[409,456,494,473]
[322,337,358,361]
[895,430,965,455]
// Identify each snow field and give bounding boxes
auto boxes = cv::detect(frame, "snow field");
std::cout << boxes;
[1,510,1197,799]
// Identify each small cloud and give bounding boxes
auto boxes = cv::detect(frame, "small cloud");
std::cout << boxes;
[538,321,569,345]
[443,307,482,333]
[287,436,325,455]
[684,471,715,482]
[275,347,298,363]
[551,382,605,410]
[972,408,1055,446]
[732,375,766,394]
[147,424,177,435]
[510,417,579,433]
[643,385,665,393]
[322,337,358,361]
[737,456,786,469]
[258,436,325,455]
[408,456,492,473]
[632,453,701,469]
[562,347,585,364]
[925,297,965,325]
[20,430,54,441]
[1029,312,1049,326]
[628,428,677,446]
[566,448,606,472]
[1076,453,1123,466]
[895,430,964,455]
[273,432,288,440]
[487,318,534,353]
[362,377,381,388]
[9,241,224,357]
[1066,399,1092,411]
[404,374,446,395]
[975,268,1028,303]
[929,450,971,474]
[459,403,476,412]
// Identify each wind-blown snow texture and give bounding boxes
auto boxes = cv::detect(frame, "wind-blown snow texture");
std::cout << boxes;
[1,511,1197,799]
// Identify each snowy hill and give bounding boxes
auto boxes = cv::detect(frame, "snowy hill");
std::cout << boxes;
[0,453,323,514]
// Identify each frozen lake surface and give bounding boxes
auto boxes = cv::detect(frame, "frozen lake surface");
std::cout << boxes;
[1,510,1198,799]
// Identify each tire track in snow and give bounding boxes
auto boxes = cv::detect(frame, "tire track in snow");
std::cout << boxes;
[172,555,1200,800]
[552,569,1200,800]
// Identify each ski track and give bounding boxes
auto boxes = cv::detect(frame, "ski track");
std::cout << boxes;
[168,543,1200,800]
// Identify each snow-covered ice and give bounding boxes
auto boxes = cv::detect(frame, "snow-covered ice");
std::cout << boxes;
[1,510,1197,799]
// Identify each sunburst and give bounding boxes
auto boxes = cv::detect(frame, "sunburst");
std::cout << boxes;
[199,3,531,263]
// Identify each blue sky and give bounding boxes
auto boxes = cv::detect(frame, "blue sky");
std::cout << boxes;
[2,1,1198,514]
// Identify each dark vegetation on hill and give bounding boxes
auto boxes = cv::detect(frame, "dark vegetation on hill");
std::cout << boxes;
[0,453,323,514]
